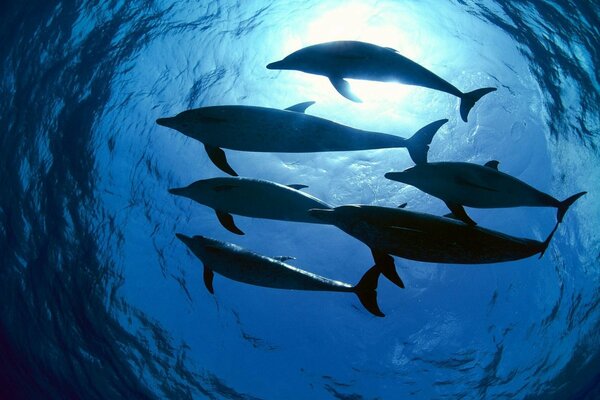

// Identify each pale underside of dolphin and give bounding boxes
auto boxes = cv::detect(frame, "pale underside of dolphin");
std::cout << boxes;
[385,160,586,225]
[266,41,496,122]
[176,234,384,317]
[168,177,332,235]
[156,101,448,175]
[309,204,560,286]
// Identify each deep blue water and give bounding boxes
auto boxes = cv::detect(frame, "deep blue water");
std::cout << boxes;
[1,1,599,399]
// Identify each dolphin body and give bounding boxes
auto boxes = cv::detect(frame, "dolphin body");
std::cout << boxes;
[385,161,587,225]
[176,234,385,317]
[170,177,404,289]
[156,101,448,175]
[169,177,332,235]
[310,204,560,285]
[266,41,496,122]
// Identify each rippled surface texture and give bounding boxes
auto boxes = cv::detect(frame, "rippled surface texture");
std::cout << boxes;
[1,1,599,399]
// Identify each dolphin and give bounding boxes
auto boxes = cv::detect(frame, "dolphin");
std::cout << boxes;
[266,41,496,122]
[384,160,587,225]
[176,234,385,317]
[156,100,448,175]
[309,204,560,285]
[170,177,404,289]
[168,177,332,235]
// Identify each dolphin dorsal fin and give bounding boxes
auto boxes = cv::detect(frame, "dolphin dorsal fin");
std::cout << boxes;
[484,160,500,170]
[285,101,316,113]
[203,266,215,294]
[273,256,295,262]
[287,184,308,190]
[397,203,407,208]
[329,77,362,103]
[215,211,244,235]
[204,144,238,176]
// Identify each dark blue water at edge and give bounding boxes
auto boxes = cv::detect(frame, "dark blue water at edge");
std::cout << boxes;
[1,1,599,399]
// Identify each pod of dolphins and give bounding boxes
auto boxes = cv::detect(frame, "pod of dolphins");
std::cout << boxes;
[158,40,586,317]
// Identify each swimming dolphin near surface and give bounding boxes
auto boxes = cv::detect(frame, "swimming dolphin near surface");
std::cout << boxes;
[384,160,587,225]
[266,41,496,122]
[168,177,332,235]
[156,101,448,175]
[175,234,385,317]
[310,204,560,286]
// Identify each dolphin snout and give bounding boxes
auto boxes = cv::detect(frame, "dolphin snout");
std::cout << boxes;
[156,117,175,127]
[168,187,186,196]
[384,172,404,181]
[176,233,192,245]
[266,60,285,70]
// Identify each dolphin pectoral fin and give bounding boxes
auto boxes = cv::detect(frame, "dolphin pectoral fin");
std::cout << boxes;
[353,266,385,317]
[405,119,448,165]
[284,101,316,113]
[329,77,362,103]
[287,184,308,190]
[203,266,215,294]
[273,256,296,262]
[370,249,404,289]
[204,144,238,176]
[216,211,245,235]
[444,202,477,226]
[484,160,500,170]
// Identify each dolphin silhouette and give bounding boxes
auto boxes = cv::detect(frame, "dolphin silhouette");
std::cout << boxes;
[385,161,586,225]
[176,234,385,317]
[170,177,404,289]
[157,101,448,175]
[168,177,332,235]
[266,41,496,122]
[310,204,561,286]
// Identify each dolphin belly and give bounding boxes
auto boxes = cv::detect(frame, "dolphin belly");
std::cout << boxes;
[205,251,353,292]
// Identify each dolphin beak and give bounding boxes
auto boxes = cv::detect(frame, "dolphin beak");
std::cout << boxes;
[168,187,186,196]
[266,60,284,70]
[176,233,193,246]
[384,172,404,182]
[156,117,175,128]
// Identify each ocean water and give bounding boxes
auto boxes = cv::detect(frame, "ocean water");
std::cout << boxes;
[1,0,599,399]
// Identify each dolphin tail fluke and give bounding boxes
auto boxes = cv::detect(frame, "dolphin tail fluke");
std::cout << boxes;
[459,87,496,122]
[204,144,238,176]
[371,249,404,289]
[538,221,560,259]
[557,191,586,223]
[353,266,384,317]
[405,119,448,165]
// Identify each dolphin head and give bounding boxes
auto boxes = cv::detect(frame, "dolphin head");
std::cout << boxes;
[266,46,326,73]
[156,112,195,134]
[169,178,240,209]
[384,167,420,185]
[176,233,227,259]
